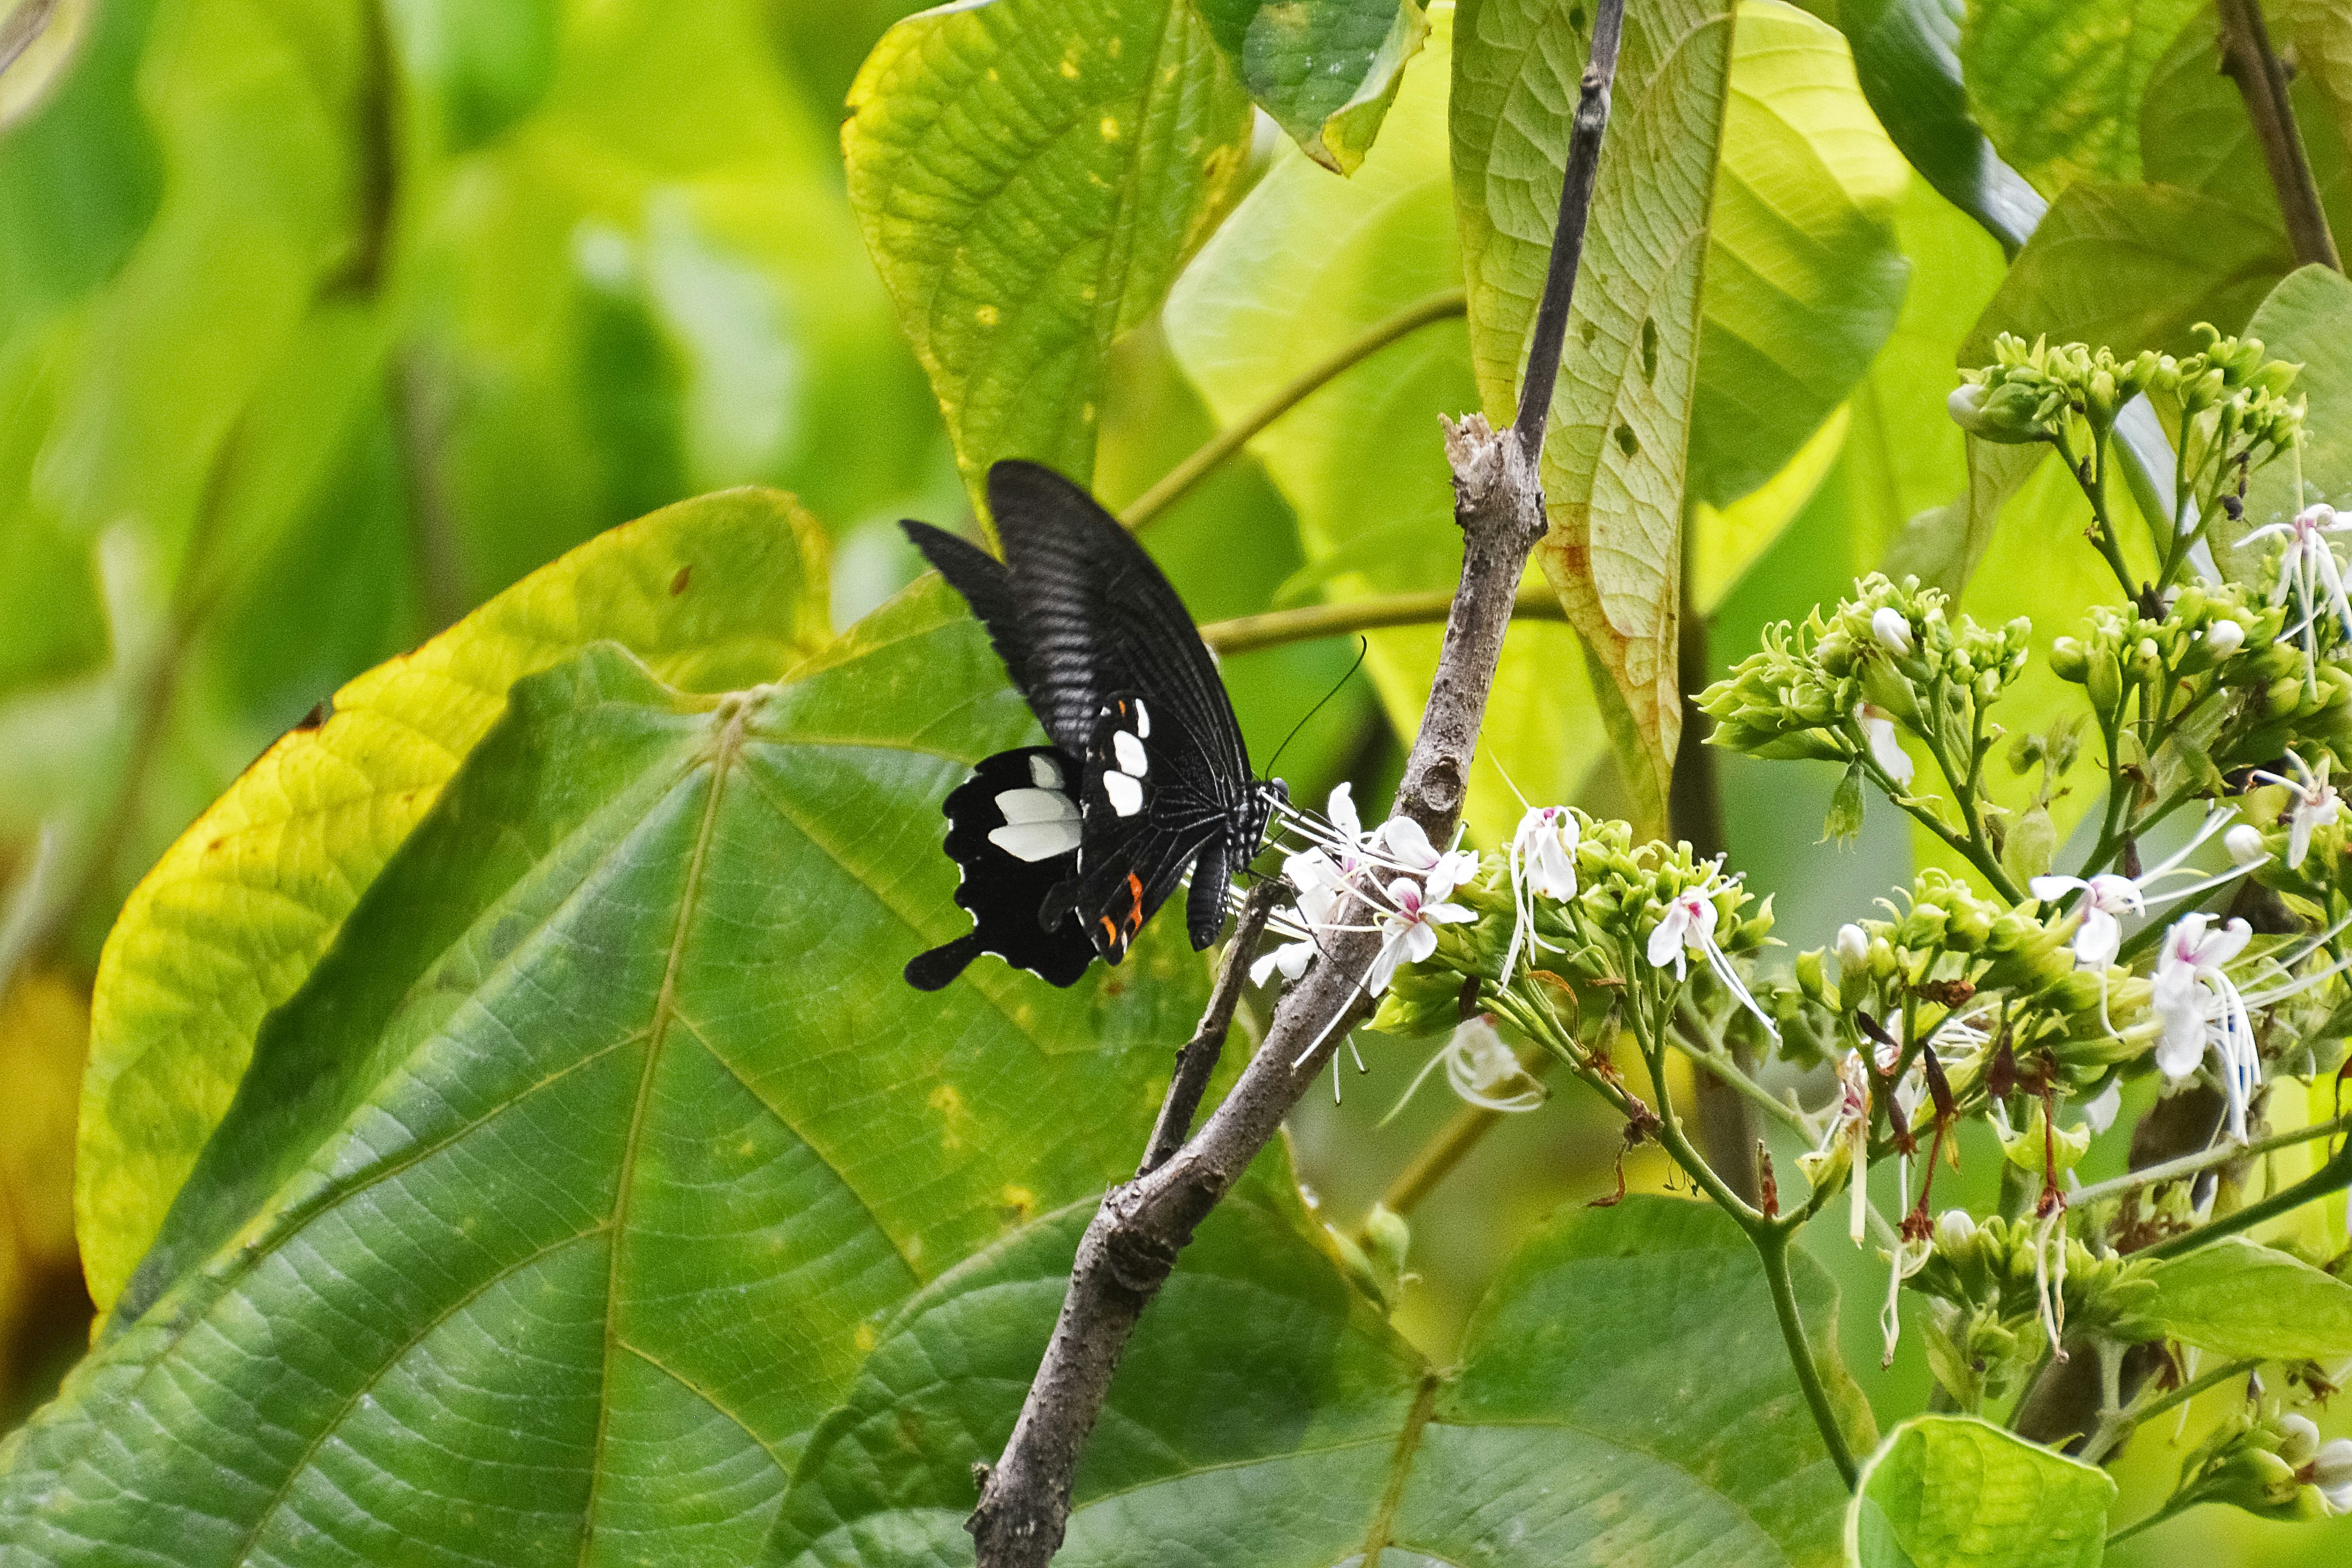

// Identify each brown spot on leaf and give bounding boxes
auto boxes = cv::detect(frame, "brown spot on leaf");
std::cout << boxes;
[670,565,691,595]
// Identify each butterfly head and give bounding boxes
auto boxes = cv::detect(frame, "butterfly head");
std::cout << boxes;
[1234,778,1287,864]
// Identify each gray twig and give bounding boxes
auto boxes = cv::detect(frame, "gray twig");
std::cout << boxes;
[965,4,1626,1561]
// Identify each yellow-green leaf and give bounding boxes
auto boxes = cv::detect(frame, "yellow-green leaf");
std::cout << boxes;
[75,488,831,1314]
[1453,0,1739,826]
[1848,1414,2114,1568]
[1961,0,2204,196]
[844,0,1254,512]
[1194,0,1431,173]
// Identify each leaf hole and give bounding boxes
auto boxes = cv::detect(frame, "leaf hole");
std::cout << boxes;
[1640,318,1658,383]
[1580,321,1598,346]
[1613,424,1638,457]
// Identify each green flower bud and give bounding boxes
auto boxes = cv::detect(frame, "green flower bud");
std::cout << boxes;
[2049,636,2090,682]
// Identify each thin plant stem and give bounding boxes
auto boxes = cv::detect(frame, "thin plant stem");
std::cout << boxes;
[2108,1494,2197,1548]
[1756,1226,1862,1487]
[1373,1047,1556,1222]
[2216,0,2343,272]
[2137,1136,2352,1262]
[1122,290,1469,531]
[2070,1114,2352,1208]
[2078,1357,2259,1466]
[1200,584,1564,654]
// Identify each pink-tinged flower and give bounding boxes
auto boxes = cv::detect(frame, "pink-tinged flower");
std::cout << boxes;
[2241,502,2352,667]
[1379,816,1480,899]
[2152,912,2257,1139]
[1367,876,1474,996]
[2250,749,2340,869]
[1645,876,1778,1037]
[1857,704,1914,787]
[2031,809,2262,976]
[1501,805,1578,984]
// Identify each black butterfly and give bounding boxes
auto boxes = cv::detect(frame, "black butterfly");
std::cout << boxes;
[902,460,1287,990]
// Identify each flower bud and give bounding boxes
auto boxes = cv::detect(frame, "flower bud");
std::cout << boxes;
[2088,650,2123,714]
[1934,1208,1977,1255]
[2204,618,2246,657]
[2049,636,2089,682]
[1871,606,1915,654]
[2226,823,2268,866]
[1948,378,2053,443]
[1833,923,1869,973]
[1795,947,1829,1003]
[2278,1414,2322,1468]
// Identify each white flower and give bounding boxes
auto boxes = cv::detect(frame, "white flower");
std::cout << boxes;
[2152,912,2258,1138]
[1388,1017,1546,1122]
[1807,1051,1873,1246]
[2313,1436,2352,1513]
[1858,704,1914,787]
[1378,816,1479,899]
[1871,606,1915,654]
[1645,875,1778,1037]
[1367,875,1474,995]
[1834,923,1870,973]
[2225,823,2268,866]
[1326,781,1362,844]
[1501,805,1578,984]
[2279,1413,2321,1468]
[2028,872,2142,969]
[2203,618,2246,657]
[2241,502,2352,670]
[2079,1078,2122,1135]
[2250,749,2340,868]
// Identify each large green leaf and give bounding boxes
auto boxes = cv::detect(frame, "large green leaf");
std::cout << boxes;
[1194,0,1431,173]
[1834,0,2044,253]
[770,1194,1866,1566]
[2241,264,2352,553]
[844,0,1254,510]
[1453,0,1738,824]
[2140,5,2352,237]
[1959,0,2204,196]
[1847,1415,2114,1568]
[2137,1236,2352,1360]
[75,489,832,1315]
[5,578,1209,1562]
[1164,2,1599,844]
[2289,0,2352,165]
[1962,181,2296,363]
[1691,0,1910,509]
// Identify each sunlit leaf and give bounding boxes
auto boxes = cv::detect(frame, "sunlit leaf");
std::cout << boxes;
[75,489,833,1316]
[2241,265,2352,549]
[1453,0,1738,826]
[1847,1414,2113,1568]
[1880,437,2049,596]
[1166,3,1599,843]
[1962,181,2296,363]
[2138,1236,2352,1360]
[2140,5,2352,237]
[1960,0,2204,195]
[1691,0,1910,509]
[770,1194,1865,1566]
[1833,0,2044,253]
[10,584,1208,1563]
[844,0,1255,511]
[1194,0,1430,173]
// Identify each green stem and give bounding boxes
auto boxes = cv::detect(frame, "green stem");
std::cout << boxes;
[1671,1009,1813,1137]
[2108,1494,2197,1547]
[1199,584,1563,654]
[2078,1357,2259,1466]
[1122,288,1469,531]
[2138,1138,2352,1262]
[2070,1114,2352,1208]
[1756,1226,1862,1488]
[1856,746,2024,901]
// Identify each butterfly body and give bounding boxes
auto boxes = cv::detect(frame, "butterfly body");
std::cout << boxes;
[903,462,1282,988]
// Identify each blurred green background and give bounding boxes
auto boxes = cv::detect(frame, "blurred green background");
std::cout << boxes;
[1,1,2348,1560]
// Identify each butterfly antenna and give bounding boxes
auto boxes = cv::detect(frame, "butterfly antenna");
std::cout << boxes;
[1262,637,1371,780]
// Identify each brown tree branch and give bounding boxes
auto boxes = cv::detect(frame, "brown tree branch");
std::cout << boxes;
[965,4,1626,1561]
[2216,0,2343,272]
[1138,881,1281,1175]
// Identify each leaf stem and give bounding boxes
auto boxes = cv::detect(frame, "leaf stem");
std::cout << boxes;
[2216,0,2344,273]
[1198,584,1564,654]
[1755,1224,1862,1488]
[1122,289,1469,531]
[2078,1356,2259,1466]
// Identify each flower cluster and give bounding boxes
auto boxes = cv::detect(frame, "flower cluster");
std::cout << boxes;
[2171,1403,2352,1523]
[1950,329,2302,467]
[1701,574,2029,843]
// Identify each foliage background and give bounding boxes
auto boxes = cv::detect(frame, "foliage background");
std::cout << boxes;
[0,0,2348,1560]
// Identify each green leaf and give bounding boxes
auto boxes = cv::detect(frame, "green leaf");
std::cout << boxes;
[2141,6,2352,236]
[771,1194,1864,1566]
[1834,0,2045,253]
[1962,181,2296,364]
[1453,0,1738,822]
[2138,1235,2352,1360]
[1689,0,1912,510]
[1880,436,2049,596]
[1165,3,1600,843]
[1194,0,1430,174]
[1847,1414,2114,1568]
[1960,0,2204,196]
[9,581,1209,1561]
[2242,264,2352,553]
[844,0,1254,509]
[75,489,835,1316]
[2286,0,2352,168]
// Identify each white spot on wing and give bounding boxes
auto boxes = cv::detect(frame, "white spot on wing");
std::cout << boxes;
[1029,754,1064,790]
[1103,771,1144,817]
[995,787,1079,825]
[1133,700,1150,738]
[989,820,1083,861]
[1113,730,1148,776]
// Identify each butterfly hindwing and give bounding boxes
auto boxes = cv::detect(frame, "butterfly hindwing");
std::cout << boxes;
[904,747,1094,990]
